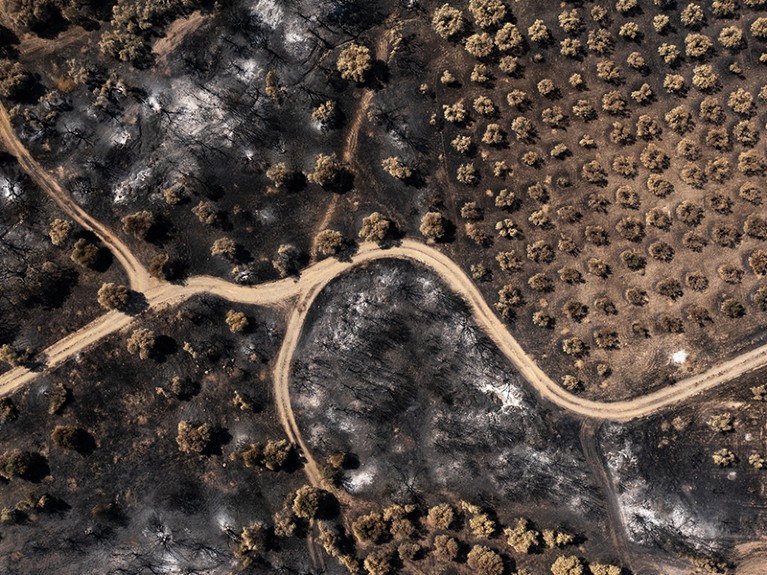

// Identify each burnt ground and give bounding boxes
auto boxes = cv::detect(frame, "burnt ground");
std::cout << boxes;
[9,0,402,284]
[0,154,127,375]
[600,367,767,572]
[292,257,767,573]
[0,296,321,575]
[291,258,622,571]
[0,253,763,574]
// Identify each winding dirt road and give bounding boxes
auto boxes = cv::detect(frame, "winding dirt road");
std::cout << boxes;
[1,101,766,485]
[1,238,766,421]
[5,102,767,574]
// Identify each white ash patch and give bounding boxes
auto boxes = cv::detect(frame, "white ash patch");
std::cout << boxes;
[415,276,443,306]
[374,267,403,289]
[476,379,525,412]
[254,206,276,224]
[213,509,235,532]
[606,436,719,549]
[146,94,163,114]
[307,423,327,445]
[431,459,466,487]
[0,175,23,200]
[228,428,252,446]
[295,390,322,410]
[233,58,262,82]
[111,128,132,147]
[165,78,233,142]
[113,166,153,204]
[250,0,284,28]
[346,465,377,494]
[348,291,372,318]
[328,407,357,434]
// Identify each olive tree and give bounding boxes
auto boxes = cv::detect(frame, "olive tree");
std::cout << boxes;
[359,212,391,243]
[337,43,372,83]
[97,282,129,310]
[120,210,155,240]
[432,4,465,39]
[126,328,155,359]
[315,229,345,256]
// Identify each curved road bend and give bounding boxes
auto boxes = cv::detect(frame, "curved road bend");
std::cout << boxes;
[0,239,766,423]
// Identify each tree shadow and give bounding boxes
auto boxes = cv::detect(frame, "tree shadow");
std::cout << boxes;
[152,335,179,362]
[400,171,427,188]
[22,358,45,373]
[91,501,128,526]
[36,494,70,514]
[204,427,232,456]
[28,9,70,39]
[323,169,355,194]
[378,225,405,249]
[316,491,340,520]
[70,428,97,455]
[0,150,15,165]
[365,59,391,89]
[434,219,457,244]
[146,215,174,245]
[0,26,19,60]
[124,291,149,316]
[284,172,307,192]
[280,447,306,473]
[21,453,51,483]
[31,267,78,310]
[333,241,360,263]
[173,378,201,401]
[93,247,114,273]
[233,244,253,265]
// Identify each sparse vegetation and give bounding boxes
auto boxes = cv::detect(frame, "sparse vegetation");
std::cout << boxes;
[176,421,212,455]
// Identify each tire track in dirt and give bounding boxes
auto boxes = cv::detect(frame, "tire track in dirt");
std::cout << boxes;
[580,420,640,572]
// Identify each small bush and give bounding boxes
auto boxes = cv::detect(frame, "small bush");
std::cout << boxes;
[176,421,212,454]
[337,43,372,83]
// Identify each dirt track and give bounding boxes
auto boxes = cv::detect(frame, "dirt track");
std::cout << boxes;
[0,105,154,292]
[1,101,766,487]
[2,237,766,420]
